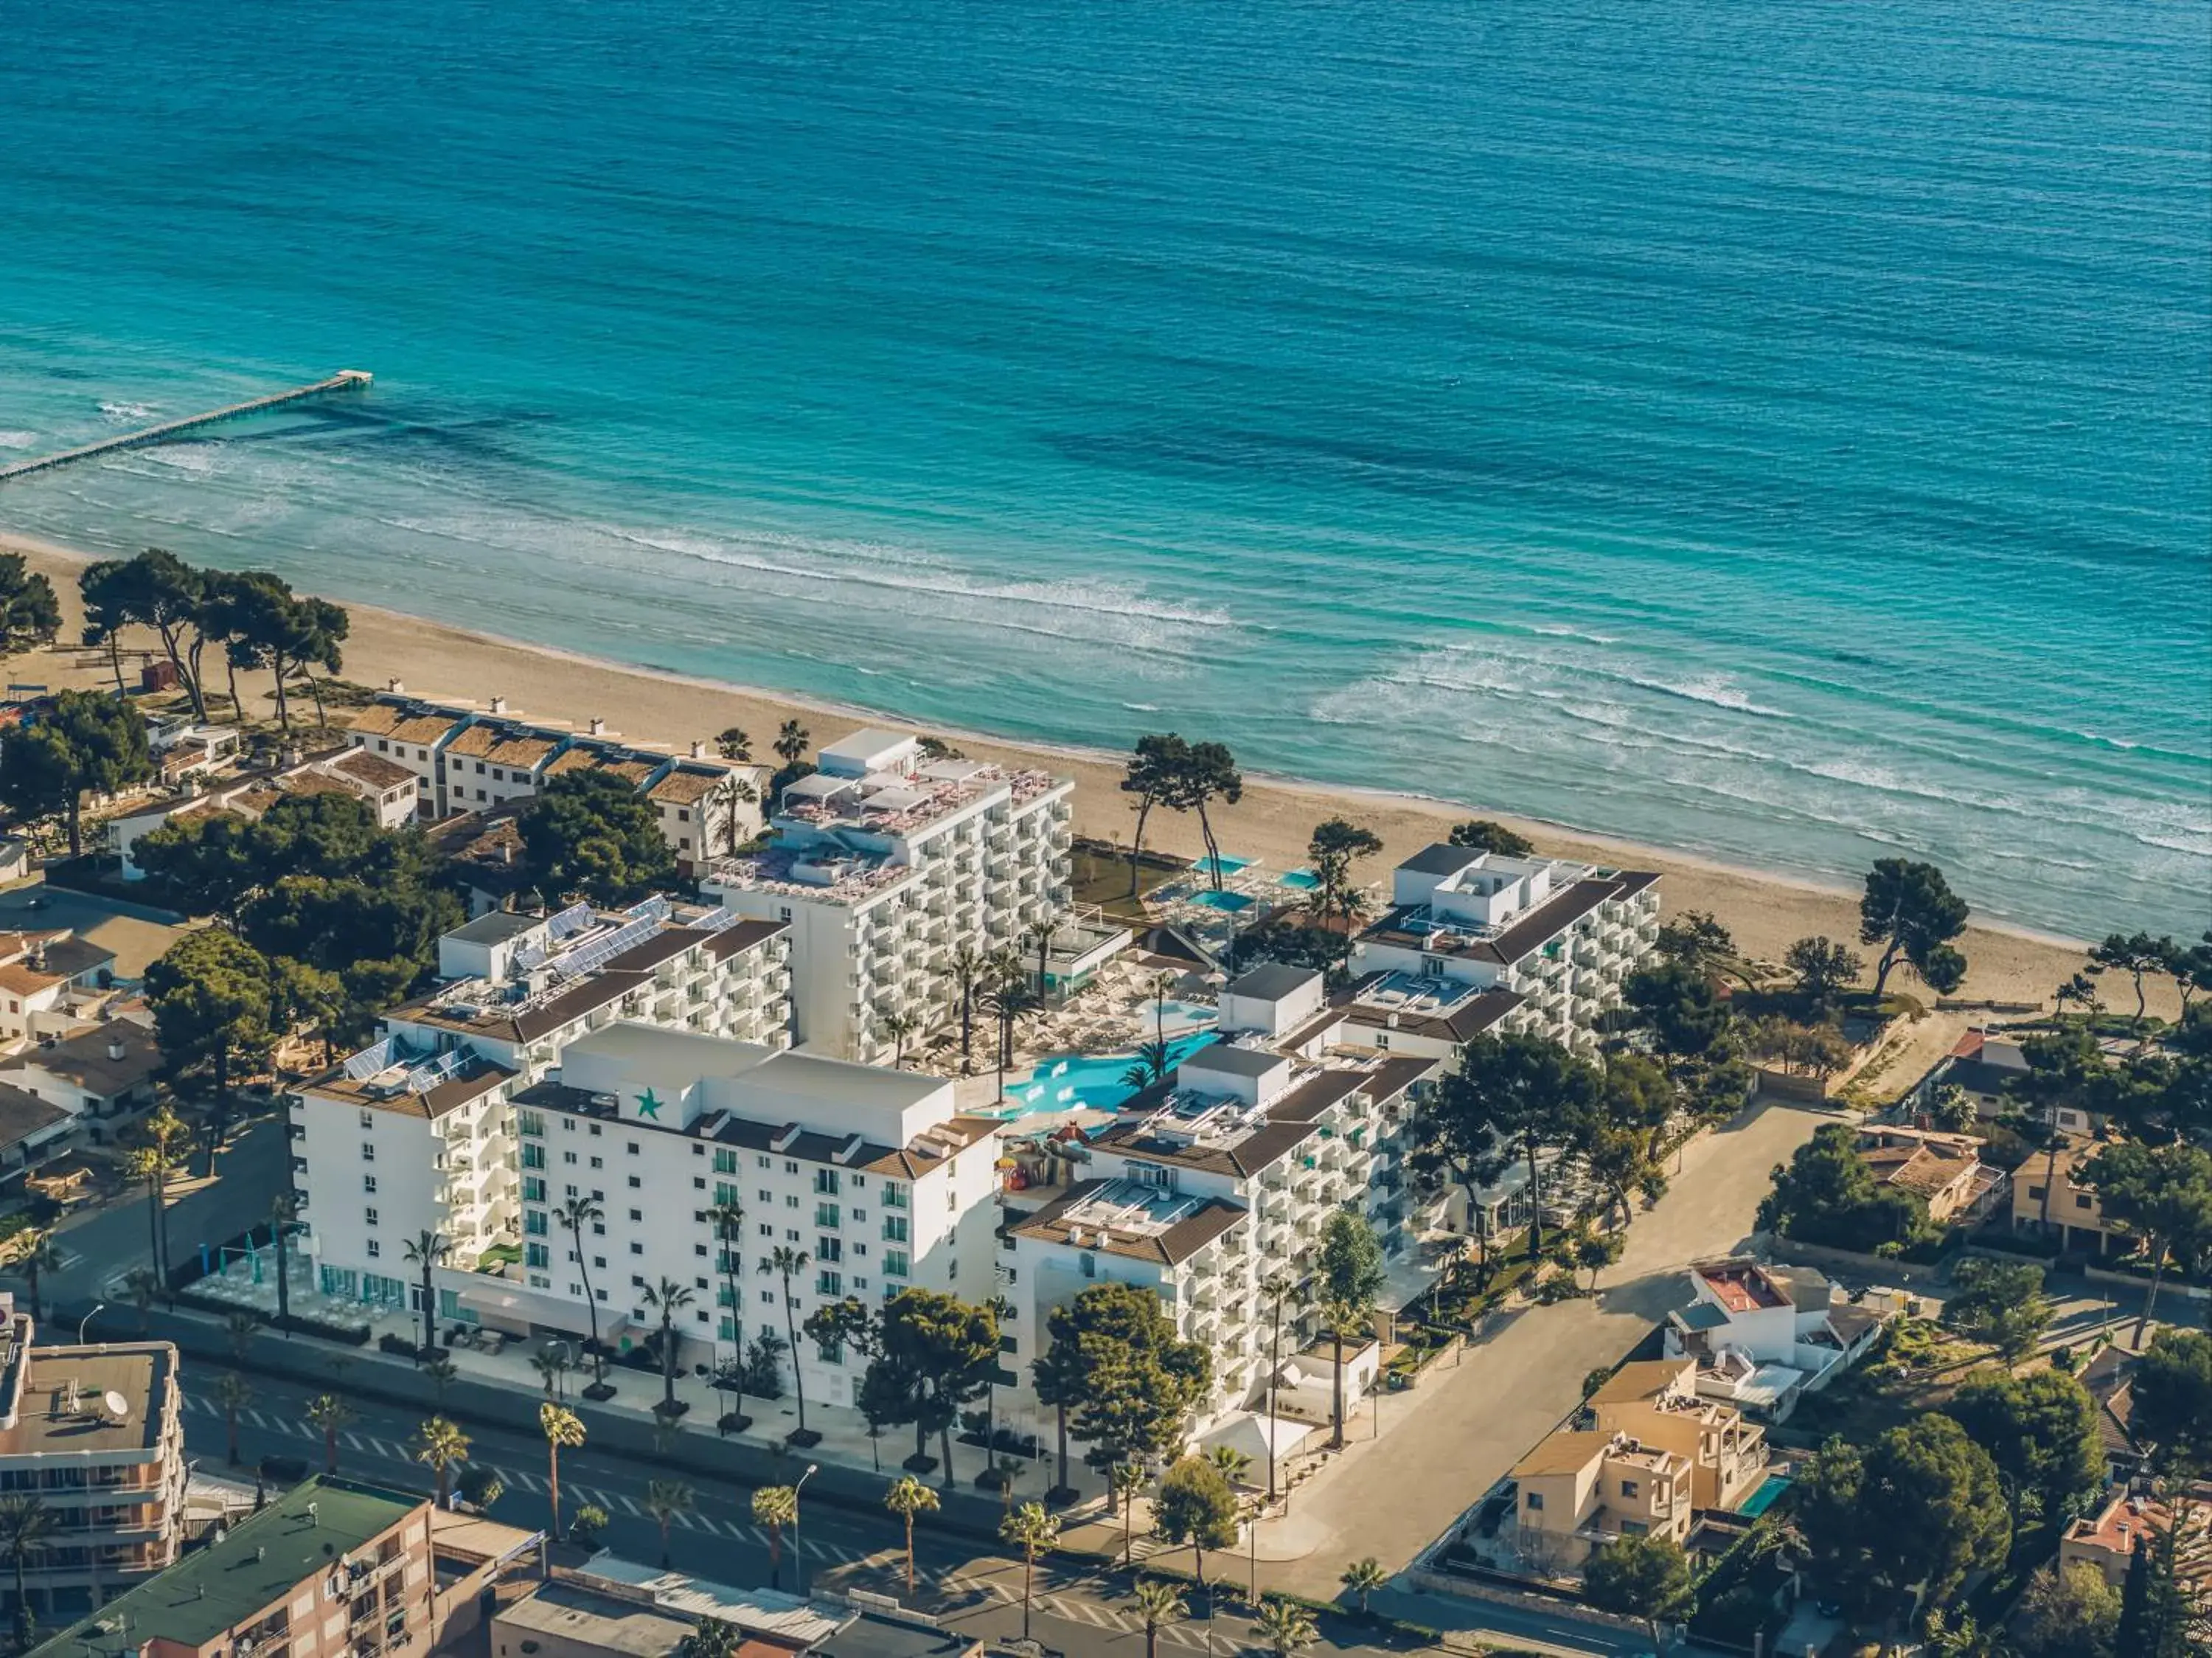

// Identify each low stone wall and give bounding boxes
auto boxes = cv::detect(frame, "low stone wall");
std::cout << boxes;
[1407,1564,1646,1636]
[1762,1233,1948,1287]
[1753,1069,1829,1105]
[2084,1263,2210,1303]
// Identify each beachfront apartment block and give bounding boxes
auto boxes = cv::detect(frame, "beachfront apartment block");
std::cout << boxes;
[0,1305,188,1599]
[1349,845,1660,1056]
[704,728,1076,1064]
[290,901,790,1313]
[498,1021,1004,1407]
[1004,1036,1441,1435]
[346,689,768,877]
[111,745,422,878]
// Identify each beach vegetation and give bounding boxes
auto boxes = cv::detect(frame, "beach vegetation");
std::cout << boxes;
[77,548,213,718]
[1128,1579,1188,1658]
[0,552,60,659]
[1306,816,1382,924]
[1859,857,1970,996]
[1620,960,1733,1060]
[212,569,349,731]
[1447,819,1532,856]
[1784,934,1863,1007]
[714,725,751,760]
[1119,733,1193,898]
[1743,1014,1854,1082]
[1756,1121,1936,1254]
[0,687,153,856]
[2087,930,2183,1030]
[1000,1501,1060,1640]
[1176,740,1242,889]
[1226,915,1355,985]
[520,768,675,903]
[1654,909,1741,983]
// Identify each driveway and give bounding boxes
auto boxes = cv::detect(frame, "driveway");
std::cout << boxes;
[0,875,190,978]
[1256,1099,1829,1597]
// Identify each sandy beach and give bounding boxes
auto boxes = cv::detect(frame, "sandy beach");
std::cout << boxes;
[2,531,2136,1016]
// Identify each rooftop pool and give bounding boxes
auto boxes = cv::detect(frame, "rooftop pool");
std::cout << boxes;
[1189,889,1254,912]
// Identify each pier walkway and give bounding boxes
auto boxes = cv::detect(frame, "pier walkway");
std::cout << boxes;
[0,370,372,485]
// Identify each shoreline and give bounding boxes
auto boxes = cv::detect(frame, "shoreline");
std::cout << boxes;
[1,528,2115,1007]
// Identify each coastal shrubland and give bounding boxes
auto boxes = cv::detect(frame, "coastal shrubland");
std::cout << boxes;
[1756,1121,1936,1255]
[518,769,675,905]
[0,687,153,855]
[0,551,60,657]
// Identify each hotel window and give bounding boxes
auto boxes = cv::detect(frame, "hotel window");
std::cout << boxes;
[713,1149,737,1175]
[361,1142,375,1162]
[1526,1492,1543,1511]
[363,1174,378,1193]
[628,1208,642,1222]
[818,1238,842,1263]
[366,1239,381,1258]
[364,1207,378,1227]
[815,1169,840,1195]
[884,1250,908,1278]
[358,1109,374,1129]
[1621,1480,1638,1498]
[816,1204,840,1229]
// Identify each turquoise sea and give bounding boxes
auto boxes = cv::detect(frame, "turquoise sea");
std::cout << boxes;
[1,0,2206,939]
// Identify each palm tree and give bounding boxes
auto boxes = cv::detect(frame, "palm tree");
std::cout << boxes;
[414,1417,471,1506]
[752,1485,799,1590]
[879,1008,918,1066]
[716,726,752,762]
[0,1494,53,1651]
[16,1231,61,1321]
[883,1474,939,1596]
[999,1501,1061,1641]
[1128,1578,1188,1658]
[213,1372,254,1466]
[403,1230,448,1358]
[1111,1463,1151,1567]
[642,1277,695,1415]
[762,1246,811,1440]
[1024,916,1058,1000]
[645,1479,695,1567]
[1253,1595,1318,1658]
[1340,1556,1388,1613]
[531,1345,571,1399]
[1119,1038,1173,1093]
[678,1617,746,1658]
[707,1197,746,1363]
[268,1191,299,1336]
[1260,1272,1305,1502]
[305,1393,355,1474]
[539,1403,585,1541]
[554,1196,608,1390]
[1206,1445,1252,1485]
[949,944,986,1074]
[424,1355,459,1408]
[773,719,810,768]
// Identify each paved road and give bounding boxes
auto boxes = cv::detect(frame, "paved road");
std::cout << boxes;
[178,1372,1643,1658]
[1255,1100,1829,1598]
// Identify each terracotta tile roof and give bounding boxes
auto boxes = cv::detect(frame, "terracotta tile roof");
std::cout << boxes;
[542,749,602,778]
[0,964,64,998]
[328,750,417,791]
[0,1082,71,1149]
[647,769,724,806]
[1,1021,162,1098]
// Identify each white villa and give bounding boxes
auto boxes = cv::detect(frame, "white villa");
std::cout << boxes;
[1349,846,1660,1056]
[1660,1256,1901,1422]
[703,728,1081,1065]
[290,900,791,1314]
[346,688,768,878]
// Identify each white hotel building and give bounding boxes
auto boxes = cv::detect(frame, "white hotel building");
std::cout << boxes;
[506,1021,1004,1401]
[704,729,1078,1065]
[290,900,790,1316]
[1346,846,1660,1058]
[1004,966,1441,1435]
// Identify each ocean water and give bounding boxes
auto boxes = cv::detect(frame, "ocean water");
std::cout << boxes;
[1,0,2206,939]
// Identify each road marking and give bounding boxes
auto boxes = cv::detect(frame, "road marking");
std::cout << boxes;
[671,1510,698,1531]
[372,1437,407,1460]
[748,1525,772,1547]
[342,1432,366,1452]
[243,1409,269,1429]
[613,1493,642,1516]
[1160,1626,1209,1649]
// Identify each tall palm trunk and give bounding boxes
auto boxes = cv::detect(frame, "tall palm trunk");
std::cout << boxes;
[1330,1325,1346,1449]
[780,1269,807,1434]
[1127,800,1154,898]
[546,1442,563,1539]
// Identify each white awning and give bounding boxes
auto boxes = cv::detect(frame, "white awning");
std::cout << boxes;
[1201,1412,1315,1468]
[455,1278,630,1338]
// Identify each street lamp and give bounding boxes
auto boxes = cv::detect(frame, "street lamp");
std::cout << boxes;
[78,1304,105,1345]
[791,1463,819,1595]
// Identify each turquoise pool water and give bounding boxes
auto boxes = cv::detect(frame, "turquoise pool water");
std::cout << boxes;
[1189,889,1254,912]
[1278,870,1319,890]
[988,1030,1220,1116]
[1737,1475,1792,1518]
[1193,854,1252,878]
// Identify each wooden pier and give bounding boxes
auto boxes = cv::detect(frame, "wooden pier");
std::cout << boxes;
[0,370,373,485]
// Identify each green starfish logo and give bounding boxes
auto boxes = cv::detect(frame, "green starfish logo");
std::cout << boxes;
[636,1087,663,1120]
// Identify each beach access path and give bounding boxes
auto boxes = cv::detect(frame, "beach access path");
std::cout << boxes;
[1243,1097,1831,1600]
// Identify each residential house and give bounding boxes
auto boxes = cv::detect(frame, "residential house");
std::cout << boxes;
[0,1020,162,1141]
[498,1020,1004,1406]
[2076,1345,2151,1483]
[1662,1257,1899,1422]
[1349,846,1660,1056]
[0,1305,187,1598]
[0,837,29,885]
[291,901,791,1313]
[0,1084,76,1187]
[705,729,1076,1064]
[0,931,116,1044]
[1587,1358,1770,1513]
[112,743,424,877]
[1509,1427,1694,1572]
[1855,1124,2007,1227]
[2011,1142,2123,1254]
[1930,1029,2037,1118]
[2059,1491,2211,1595]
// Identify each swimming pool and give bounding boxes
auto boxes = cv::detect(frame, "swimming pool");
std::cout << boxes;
[986,1030,1220,1116]
[1189,889,1254,912]
[1192,853,1251,877]
[1277,870,1319,890]
[1737,1474,1792,1518]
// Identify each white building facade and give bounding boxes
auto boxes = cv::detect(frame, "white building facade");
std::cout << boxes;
[290,900,791,1314]
[504,1021,1005,1408]
[704,729,1074,1064]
